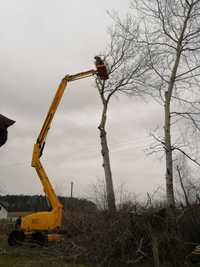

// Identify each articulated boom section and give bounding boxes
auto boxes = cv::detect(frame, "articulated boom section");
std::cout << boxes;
[21,144,62,232]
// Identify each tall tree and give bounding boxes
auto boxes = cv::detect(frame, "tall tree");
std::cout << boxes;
[116,0,200,214]
[96,20,149,211]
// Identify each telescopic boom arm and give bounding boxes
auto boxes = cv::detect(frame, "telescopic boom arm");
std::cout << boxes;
[21,57,108,232]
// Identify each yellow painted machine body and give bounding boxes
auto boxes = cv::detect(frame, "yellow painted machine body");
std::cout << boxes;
[21,209,62,232]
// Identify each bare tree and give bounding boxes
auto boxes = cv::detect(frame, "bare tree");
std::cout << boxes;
[114,0,200,216]
[95,20,149,212]
[90,177,108,210]
[175,154,200,206]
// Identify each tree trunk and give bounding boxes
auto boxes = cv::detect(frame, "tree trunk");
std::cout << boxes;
[98,103,116,212]
[164,91,175,209]
[152,233,160,267]
[98,126,116,211]
[176,165,191,208]
[163,2,192,212]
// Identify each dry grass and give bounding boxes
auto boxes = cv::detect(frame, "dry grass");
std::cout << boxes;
[0,235,86,267]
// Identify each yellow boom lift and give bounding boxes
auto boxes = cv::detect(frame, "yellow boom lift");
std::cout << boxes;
[8,57,109,246]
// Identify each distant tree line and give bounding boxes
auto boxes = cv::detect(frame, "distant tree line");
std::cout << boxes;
[0,195,96,212]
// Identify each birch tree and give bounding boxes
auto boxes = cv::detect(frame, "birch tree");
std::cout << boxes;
[116,0,200,214]
[96,20,149,211]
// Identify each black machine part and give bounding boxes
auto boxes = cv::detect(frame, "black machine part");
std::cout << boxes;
[0,114,15,147]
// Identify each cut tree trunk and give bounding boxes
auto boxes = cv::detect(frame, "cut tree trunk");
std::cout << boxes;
[98,126,116,212]
[98,101,116,212]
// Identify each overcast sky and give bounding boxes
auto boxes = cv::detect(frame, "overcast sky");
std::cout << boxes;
[0,0,165,202]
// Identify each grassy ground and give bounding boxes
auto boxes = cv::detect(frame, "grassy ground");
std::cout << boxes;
[0,235,86,267]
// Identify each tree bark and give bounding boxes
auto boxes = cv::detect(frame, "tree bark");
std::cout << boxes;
[98,102,116,212]
[164,91,175,209]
